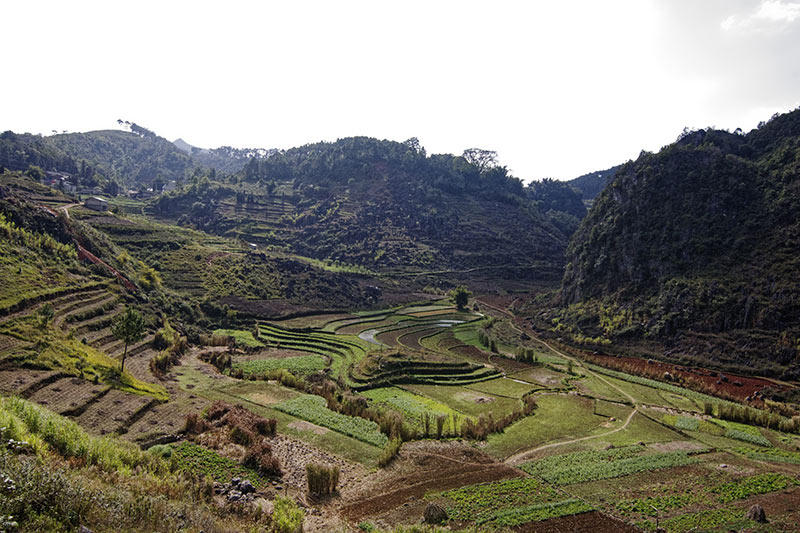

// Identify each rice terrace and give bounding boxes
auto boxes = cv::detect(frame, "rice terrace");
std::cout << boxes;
[3,12,800,530]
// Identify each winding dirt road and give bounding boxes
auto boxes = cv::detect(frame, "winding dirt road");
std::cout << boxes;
[475,297,641,465]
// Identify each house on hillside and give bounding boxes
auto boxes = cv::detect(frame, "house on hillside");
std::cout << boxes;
[84,197,108,211]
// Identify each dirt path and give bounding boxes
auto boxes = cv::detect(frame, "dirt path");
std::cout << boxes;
[475,298,641,465]
[58,203,79,219]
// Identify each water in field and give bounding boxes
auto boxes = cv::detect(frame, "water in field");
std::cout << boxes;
[358,329,383,345]
[432,320,464,327]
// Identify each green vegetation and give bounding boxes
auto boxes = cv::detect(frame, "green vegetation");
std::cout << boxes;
[0,396,271,532]
[489,500,593,527]
[111,306,146,372]
[657,508,743,532]
[271,497,305,533]
[448,286,471,310]
[362,387,463,430]
[616,491,701,517]
[736,446,800,464]
[520,446,702,486]
[556,109,800,377]
[710,472,798,503]
[0,396,163,473]
[170,441,269,488]
[436,477,591,527]
[213,328,265,349]
[274,395,388,447]
[485,394,600,458]
[231,354,327,377]
[0,314,167,400]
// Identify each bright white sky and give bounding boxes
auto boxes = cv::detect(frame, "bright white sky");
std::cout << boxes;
[2,0,799,181]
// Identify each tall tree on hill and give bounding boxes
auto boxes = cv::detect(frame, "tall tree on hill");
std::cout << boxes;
[112,307,145,372]
[449,286,472,311]
[462,148,498,172]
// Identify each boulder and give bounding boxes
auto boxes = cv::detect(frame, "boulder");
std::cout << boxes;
[424,503,448,524]
[745,504,767,523]
[239,480,255,494]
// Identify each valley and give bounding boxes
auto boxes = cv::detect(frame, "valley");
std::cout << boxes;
[1,108,800,532]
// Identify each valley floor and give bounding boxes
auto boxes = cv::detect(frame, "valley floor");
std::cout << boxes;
[3,290,800,532]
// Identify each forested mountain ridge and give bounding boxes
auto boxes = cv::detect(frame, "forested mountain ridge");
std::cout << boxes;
[551,108,800,377]
[0,124,194,190]
[152,137,582,279]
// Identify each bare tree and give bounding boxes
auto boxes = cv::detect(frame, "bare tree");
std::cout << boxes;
[462,148,498,172]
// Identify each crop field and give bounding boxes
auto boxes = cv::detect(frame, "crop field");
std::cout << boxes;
[257,323,369,383]
[485,394,607,459]
[402,383,522,419]
[170,441,270,488]
[213,328,264,348]
[361,386,465,430]
[430,477,593,527]
[464,377,537,398]
[231,354,327,377]
[6,269,800,533]
[26,377,110,415]
[274,394,388,447]
[520,445,704,486]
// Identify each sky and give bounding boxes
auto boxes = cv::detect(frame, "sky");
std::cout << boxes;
[2,0,799,181]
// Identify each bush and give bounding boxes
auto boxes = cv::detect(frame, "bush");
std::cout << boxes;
[230,425,254,446]
[183,413,209,435]
[243,441,282,476]
[378,438,402,468]
[271,496,304,533]
[306,463,339,495]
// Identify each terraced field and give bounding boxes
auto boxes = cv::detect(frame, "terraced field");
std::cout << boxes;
[5,280,800,532]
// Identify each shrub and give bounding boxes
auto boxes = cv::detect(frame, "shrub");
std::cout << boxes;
[306,463,339,495]
[243,441,282,476]
[378,438,402,468]
[183,413,209,435]
[230,425,255,446]
[271,496,304,533]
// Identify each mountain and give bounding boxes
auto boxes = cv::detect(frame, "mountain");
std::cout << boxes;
[567,165,621,206]
[172,137,196,154]
[552,108,800,378]
[151,137,578,285]
[0,124,195,189]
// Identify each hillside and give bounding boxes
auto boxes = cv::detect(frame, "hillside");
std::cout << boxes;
[551,108,800,378]
[151,137,578,287]
[566,165,620,206]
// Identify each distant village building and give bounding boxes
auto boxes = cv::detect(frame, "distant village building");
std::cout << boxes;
[79,187,103,197]
[84,197,108,211]
[163,180,178,193]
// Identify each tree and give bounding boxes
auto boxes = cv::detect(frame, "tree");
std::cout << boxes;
[462,148,498,172]
[36,303,54,331]
[449,285,472,310]
[152,176,165,194]
[112,307,146,372]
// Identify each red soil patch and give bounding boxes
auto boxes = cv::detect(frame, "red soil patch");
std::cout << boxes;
[436,332,463,350]
[376,325,430,348]
[513,511,638,533]
[397,328,439,350]
[584,351,789,404]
